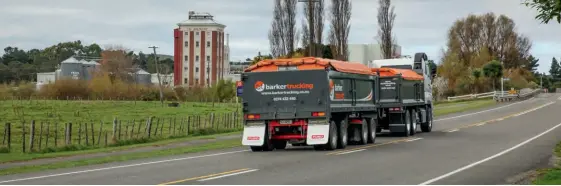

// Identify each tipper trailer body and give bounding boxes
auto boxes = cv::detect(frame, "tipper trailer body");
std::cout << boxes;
[240,53,434,151]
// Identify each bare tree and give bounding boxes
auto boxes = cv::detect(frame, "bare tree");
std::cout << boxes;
[328,0,351,60]
[302,0,325,57]
[268,0,298,58]
[377,0,397,59]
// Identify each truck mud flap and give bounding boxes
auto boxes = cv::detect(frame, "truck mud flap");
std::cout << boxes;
[306,123,330,145]
[242,125,266,146]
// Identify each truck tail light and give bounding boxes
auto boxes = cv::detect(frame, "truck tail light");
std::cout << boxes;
[245,114,261,119]
[312,112,325,117]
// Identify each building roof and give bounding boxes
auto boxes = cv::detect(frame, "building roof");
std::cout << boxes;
[177,11,225,27]
[135,69,150,75]
[61,57,81,64]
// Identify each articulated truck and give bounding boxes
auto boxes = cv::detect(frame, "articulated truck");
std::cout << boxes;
[240,52,434,151]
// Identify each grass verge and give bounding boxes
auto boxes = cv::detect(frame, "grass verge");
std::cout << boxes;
[433,99,496,116]
[0,131,241,164]
[532,141,561,184]
[0,138,242,176]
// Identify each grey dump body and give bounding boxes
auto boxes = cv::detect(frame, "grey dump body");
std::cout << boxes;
[377,75,425,108]
[241,69,378,120]
[242,70,330,120]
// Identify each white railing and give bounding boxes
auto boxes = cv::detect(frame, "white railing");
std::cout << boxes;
[447,89,542,102]
[447,91,496,101]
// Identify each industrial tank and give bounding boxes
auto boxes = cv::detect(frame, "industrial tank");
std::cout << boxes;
[134,69,152,85]
[60,57,83,80]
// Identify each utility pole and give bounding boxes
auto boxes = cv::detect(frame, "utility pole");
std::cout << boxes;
[149,46,164,106]
[298,0,319,57]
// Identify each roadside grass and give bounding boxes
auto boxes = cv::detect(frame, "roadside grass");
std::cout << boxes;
[0,131,241,164]
[433,99,496,116]
[0,100,242,154]
[532,141,561,184]
[0,138,243,176]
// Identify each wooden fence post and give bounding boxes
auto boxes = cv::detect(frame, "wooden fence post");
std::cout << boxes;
[54,122,58,147]
[112,118,117,141]
[90,122,95,145]
[22,121,26,153]
[159,119,164,136]
[146,117,153,138]
[97,121,103,146]
[186,116,191,135]
[38,122,44,150]
[45,123,49,148]
[85,123,89,145]
[130,121,135,139]
[7,123,11,151]
[154,118,160,137]
[66,123,72,145]
[29,121,35,152]
[78,123,82,145]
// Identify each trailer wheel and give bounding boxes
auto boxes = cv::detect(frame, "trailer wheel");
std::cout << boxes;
[421,107,433,132]
[402,111,412,137]
[409,109,417,136]
[337,119,348,149]
[261,126,275,151]
[250,146,263,152]
[367,118,377,144]
[273,140,287,150]
[359,119,368,145]
[322,120,339,150]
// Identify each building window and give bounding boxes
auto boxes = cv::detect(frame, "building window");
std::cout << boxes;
[206,41,210,47]
[184,78,188,84]
[184,55,188,61]
[196,55,199,61]
[196,41,199,47]
[206,56,210,62]
[184,67,188,71]
[196,67,199,72]
[207,67,209,73]
[196,32,199,35]
[184,41,188,47]
[185,32,188,35]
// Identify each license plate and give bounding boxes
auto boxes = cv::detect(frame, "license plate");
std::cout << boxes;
[279,120,292,124]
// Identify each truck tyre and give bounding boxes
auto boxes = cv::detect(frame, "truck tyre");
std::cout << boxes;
[273,140,287,150]
[409,109,417,136]
[337,119,348,149]
[250,146,263,152]
[359,119,368,145]
[368,118,377,144]
[402,111,411,137]
[261,126,275,151]
[321,120,339,151]
[421,107,433,132]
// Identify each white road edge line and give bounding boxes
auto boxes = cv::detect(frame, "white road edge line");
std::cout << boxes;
[434,98,532,122]
[197,169,259,182]
[336,149,366,155]
[446,129,459,133]
[419,121,561,185]
[406,138,423,142]
[0,150,250,184]
[513,102,554,117]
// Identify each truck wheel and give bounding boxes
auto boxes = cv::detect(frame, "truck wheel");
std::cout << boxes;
[273,140,287,150]
[323,120,339,150]
[368,118,377,144]
[409,109,417,136]
[421,107,433,132]
[337,119,348,149]
[359,119,368,145]
[250,146,263,152]
[402,111,411,137]
[261,127,275,151]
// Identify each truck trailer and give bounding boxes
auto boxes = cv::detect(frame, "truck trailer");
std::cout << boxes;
[240,53,434,151]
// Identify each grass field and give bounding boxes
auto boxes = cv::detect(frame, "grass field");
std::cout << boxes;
[433,99,496,116]
[0,100,243,154]
[533,141,561,184]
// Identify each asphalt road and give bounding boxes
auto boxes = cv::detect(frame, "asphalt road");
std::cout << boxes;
[1,93,561,185]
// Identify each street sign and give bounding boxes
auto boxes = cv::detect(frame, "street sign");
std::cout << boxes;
[503,78,510,81]
[236,81,243,97]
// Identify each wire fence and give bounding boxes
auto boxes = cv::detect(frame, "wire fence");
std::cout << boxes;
[0,112,244,154]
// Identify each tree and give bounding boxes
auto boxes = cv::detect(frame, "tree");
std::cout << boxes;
[377,0,397,59]
[525,55,540,74]
[328,0,352,61]
[99,45,134,82]
[550,57,560,78]
[439,13,533,95]
[483,60,503,90]
[268,0,298,58]
[523,0,561,24]
[302,0,325,57]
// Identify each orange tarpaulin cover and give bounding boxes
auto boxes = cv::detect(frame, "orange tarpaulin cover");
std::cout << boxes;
[244,57,374,75]
[371,68,424,81]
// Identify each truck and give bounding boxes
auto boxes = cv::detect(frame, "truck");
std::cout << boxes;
[240,52,435,151]
[370,53,434,137]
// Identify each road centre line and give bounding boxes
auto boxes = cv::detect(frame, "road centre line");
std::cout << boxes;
[0,150,250,184]
[335,149,366,155]
[327,138,413,155]
[445,129,459,133]
[158,168,253,185]
[419,121,561,185]
[197,169,259,182]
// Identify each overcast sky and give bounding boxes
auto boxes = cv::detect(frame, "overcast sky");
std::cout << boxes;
[0,0,559,73]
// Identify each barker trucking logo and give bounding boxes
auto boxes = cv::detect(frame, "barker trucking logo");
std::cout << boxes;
[254,80,313,92]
